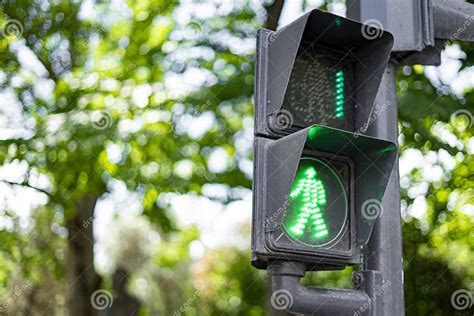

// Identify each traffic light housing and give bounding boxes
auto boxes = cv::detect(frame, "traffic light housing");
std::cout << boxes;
[255,9,394,137]
[251,10,397,270]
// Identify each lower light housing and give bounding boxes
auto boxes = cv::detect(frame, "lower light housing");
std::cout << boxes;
[265,150,355,266]
[250,124,397,270]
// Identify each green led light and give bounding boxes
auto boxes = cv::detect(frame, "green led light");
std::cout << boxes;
[287,166,329,240]
[281,157,349,248]
[334,70,345,119]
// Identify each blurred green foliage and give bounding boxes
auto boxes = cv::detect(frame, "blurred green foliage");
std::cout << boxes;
[0,0,472,315]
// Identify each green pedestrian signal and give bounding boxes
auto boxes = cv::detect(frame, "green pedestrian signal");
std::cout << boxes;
[283,157,348,247]
[286,165,328,239]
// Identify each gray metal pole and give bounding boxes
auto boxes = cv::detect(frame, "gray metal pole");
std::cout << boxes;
[347,0,474,314]
[364,62,405,315]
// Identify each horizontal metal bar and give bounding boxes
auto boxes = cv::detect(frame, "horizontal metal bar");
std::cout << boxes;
[269,261,371,315]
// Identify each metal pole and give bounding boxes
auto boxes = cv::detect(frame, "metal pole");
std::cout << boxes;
[364,62,405,315]
[347,2,405,313]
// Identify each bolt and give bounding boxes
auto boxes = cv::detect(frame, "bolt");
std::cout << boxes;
[352,272,364,290]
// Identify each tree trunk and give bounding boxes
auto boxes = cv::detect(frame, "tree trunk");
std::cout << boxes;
[106,268,140,316]
[66,195,101,316]
[265,0,285,31]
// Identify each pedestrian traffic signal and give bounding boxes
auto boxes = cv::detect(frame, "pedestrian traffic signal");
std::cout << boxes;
[251,9,397,270]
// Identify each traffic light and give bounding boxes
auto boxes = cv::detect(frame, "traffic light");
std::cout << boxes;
[251,9,397,270]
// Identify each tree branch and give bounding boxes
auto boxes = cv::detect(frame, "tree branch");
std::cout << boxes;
[265,0,285,31]
[0,179,51,196]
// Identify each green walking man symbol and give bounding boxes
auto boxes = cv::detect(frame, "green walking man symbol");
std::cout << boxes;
[287,166,329,240]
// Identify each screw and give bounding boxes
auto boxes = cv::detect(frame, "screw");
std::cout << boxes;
[352,272,364,290]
